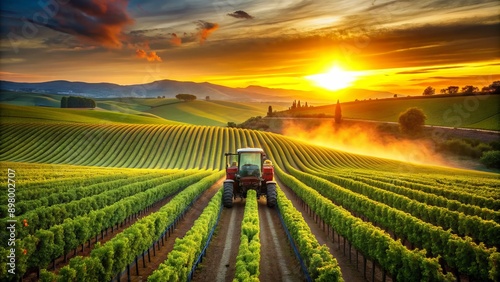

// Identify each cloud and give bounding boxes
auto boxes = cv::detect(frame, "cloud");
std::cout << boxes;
[170,33,182,46]
[396,65,465,74]
[136,49,162,62]
[195,20,219,44]
[31,0,134,48]
[227,10,254,19]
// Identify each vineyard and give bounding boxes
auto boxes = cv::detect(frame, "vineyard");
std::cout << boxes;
[1,122,499,281]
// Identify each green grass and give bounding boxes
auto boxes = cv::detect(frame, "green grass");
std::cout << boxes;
[146,100,287,126]
[0,104,181,124]
[288,95,500,130]
[1,92,289,126]
[0,91,61,107]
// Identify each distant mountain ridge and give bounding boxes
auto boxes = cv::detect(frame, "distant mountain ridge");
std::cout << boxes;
[0,79,397,102]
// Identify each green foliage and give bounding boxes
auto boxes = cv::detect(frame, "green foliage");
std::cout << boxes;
[480,150,500,169]
[276,183,343,281]
[148,188,223,281]
[437,138,493,159]
[237,116,269,131]
[40,171,223,281]
[398,107,426,136]
[61,96,96,108]
[233,190,260,282]
[175,93,197,101]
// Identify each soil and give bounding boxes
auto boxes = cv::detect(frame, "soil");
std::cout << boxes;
[191,198,245,282]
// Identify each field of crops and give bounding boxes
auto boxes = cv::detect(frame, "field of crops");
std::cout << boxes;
[1,122,499,281]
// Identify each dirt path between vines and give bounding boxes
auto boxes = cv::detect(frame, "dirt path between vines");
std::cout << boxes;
[257,198,303,282]
[276,177,369,282]
[191,198,245,282]
[193,196,303,282]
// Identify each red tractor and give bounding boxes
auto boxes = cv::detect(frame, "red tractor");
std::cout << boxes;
[223,148,277,208]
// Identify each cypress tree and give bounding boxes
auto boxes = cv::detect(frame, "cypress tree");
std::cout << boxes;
[334,99,342,124]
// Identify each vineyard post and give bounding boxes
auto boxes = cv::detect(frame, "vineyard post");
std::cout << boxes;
[135,256,139,275]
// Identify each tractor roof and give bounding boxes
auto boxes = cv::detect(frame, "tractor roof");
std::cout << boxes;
[237,148,264,154]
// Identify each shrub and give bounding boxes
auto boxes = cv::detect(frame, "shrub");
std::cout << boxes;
[398,107,426,137]
[480,150,500,169]
[439,139,480,158]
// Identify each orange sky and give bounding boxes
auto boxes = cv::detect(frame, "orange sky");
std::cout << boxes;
[1,0,499,97]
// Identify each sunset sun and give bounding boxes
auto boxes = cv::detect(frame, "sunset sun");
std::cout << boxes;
[306,66,358,91]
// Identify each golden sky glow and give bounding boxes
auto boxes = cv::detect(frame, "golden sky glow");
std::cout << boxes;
[1,0,499,98]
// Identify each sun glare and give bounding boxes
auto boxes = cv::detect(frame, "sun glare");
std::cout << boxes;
[306,66,358,91]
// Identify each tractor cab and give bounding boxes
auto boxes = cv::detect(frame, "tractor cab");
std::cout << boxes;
[223,148,276,208]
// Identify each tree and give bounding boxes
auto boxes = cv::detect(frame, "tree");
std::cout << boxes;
[422,86,435,96]
[441,86,459,94]
[461,85,478,94]
[61,97,68,108]
[175,94,197,102]
[393,94,397,98]
[398,107,427,136]
[488,81,500,94]
[206,96,210,101]
[297,100,301,108]
[334,99,342,124]
[267,105,273,117]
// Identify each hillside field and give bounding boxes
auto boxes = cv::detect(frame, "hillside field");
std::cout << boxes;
[0,91,499,282]
[1,117,499,281]
[0,91,289,126]
[283,94,500,131]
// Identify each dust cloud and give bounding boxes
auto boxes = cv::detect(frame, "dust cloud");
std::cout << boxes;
[282,120,448,166]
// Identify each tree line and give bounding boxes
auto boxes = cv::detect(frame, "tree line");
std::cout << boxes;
[423,81,500,95]
[60,96,96,108]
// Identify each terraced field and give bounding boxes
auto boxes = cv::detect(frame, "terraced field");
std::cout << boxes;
[1,122,499,281]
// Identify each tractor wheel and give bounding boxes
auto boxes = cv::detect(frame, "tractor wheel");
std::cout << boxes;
[223,182,234,208]
[266,183,277,208]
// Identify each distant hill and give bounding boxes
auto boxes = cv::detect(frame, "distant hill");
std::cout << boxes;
[0,79,397,102]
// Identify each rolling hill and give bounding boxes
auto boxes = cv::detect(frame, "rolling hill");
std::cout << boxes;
[281,94,500,130]
[0,92,290,126]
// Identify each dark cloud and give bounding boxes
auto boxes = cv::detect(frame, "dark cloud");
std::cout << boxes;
[195,20,219,44]
[227,10,254,19]
[31,0,134,48]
